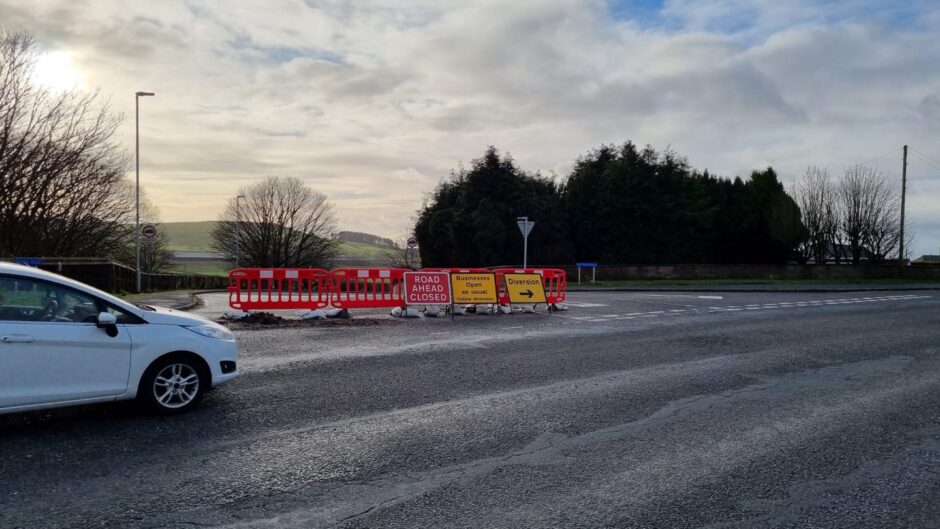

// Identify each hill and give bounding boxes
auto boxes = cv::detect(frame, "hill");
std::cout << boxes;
[338,231,395,248]
[161,221,216,252]
[159,222,395,272]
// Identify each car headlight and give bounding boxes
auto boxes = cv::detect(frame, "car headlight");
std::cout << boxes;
[185,324,235,341]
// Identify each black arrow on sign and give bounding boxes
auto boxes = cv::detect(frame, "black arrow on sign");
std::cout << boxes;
[521,289,534,298]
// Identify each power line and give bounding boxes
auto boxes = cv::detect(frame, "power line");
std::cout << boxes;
[852,147,902,168]
[908,151,940,173]
[909,146,940,166]
[908,148,940,173]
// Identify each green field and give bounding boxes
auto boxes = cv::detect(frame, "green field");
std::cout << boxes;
[161,222,217,252]
[170,259,230,276]
[161,222,394,272]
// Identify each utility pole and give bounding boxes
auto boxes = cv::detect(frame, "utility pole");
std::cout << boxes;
[898,145,908,275]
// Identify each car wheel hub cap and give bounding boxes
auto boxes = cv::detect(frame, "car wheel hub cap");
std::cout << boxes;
[153,363,200,409]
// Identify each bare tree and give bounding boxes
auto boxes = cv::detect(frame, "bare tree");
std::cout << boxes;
[859,170,901,263]
[792,166,837,264]
[211,176,338,268]
[0,29,132,258]
[837,165,900,264]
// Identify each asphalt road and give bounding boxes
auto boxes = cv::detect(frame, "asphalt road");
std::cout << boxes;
[1,290,939,528]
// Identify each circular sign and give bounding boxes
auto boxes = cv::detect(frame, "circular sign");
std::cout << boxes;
[406,236,418,249]
[141,225,157,238]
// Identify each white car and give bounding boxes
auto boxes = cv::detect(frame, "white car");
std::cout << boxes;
[0,262,238,415]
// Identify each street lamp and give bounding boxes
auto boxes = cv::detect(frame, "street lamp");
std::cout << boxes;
[135,91,155,293]
[236,194,245,268]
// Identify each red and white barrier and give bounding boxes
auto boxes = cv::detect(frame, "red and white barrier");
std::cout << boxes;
[228,268,331,311]
[329,268,408,309]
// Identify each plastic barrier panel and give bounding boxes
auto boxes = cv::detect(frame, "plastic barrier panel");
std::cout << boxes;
[228,268,331,310]
[421,268,490,274]
[330,268,409,309]
[493,268,567,305]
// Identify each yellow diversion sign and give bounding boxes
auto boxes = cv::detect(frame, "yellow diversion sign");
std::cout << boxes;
[504,273,547,304]
[451,273,498,304]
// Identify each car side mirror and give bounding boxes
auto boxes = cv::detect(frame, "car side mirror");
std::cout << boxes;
[97,312,119,337]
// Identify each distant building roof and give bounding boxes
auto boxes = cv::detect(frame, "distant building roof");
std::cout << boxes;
[912,255,940,263]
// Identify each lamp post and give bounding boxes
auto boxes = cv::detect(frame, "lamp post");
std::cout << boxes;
[236,194,245,268]
[135,91,155,293]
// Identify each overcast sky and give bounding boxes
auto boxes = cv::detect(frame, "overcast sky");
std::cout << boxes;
[4,0,940,255]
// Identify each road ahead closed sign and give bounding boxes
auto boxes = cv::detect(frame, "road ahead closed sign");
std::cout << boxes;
[504,273,547,304]
[451,273,498,304]
[404,271,451,305]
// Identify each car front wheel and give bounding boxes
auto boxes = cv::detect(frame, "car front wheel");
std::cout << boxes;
[139,354,208,414]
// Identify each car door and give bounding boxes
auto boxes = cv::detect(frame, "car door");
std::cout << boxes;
[0,275,132,409]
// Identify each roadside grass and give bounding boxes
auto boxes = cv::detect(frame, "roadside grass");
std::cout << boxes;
[573,277,940,287]
[170,259,230,277]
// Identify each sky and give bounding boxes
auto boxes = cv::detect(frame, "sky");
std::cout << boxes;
[4,0,940,256]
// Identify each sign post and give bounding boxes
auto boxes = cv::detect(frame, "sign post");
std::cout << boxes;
[141,225,157,239]
[451,272,499,305]
[403,271,451,306]
[516,217,534,269]
[406,236,418,270]
[575,262,598,284]
[504,273,547,305]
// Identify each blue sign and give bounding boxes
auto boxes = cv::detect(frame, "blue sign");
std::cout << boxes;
[575,262,598,268]
[14,258,43,267]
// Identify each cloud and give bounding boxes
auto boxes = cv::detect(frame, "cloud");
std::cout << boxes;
[2,0,939,255]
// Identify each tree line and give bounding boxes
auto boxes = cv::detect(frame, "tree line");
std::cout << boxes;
[416,144,903,267]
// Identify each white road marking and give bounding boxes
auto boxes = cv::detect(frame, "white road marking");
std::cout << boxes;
[561,294,932,325]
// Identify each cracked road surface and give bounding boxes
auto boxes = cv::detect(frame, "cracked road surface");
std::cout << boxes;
[1,290,939,528]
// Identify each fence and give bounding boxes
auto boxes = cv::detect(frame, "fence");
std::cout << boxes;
[555,263,940,282]
[228,268,331,311]
[1,259,228,293]
[226,267,569,311]
[329,268,409,309]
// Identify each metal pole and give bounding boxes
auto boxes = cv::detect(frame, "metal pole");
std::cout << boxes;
[898,145,908,275]
[523,228,528,269]
[522,217,528,269]
[134,91,154,292]
[236,195,242,268]
[135,95,140,292]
